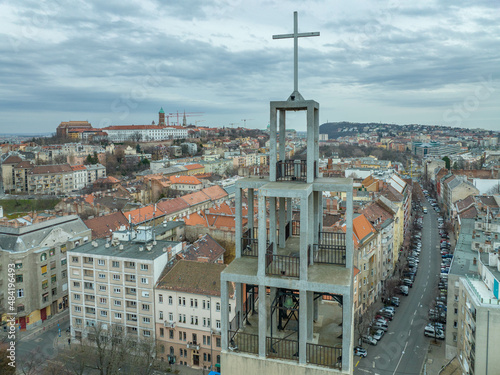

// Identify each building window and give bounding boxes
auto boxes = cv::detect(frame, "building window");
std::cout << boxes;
[72,257,79,263]
[115,313,122,319]
[98,273,106,279]
[168,296,173,305]
[50,261,56,270]
[143,317,151,323]
[99,285,106,291]
[51,274,57,284]
[114,300,122,306]
[112,261,120,268]
[114,287,121,294]
[40,253,47,262]
[160,328,164,337]
[142,304,150,311]
[17,289,24,298]
[98,259,105,266]
[216,338,221,348]
[61,258,67,266]
[190,299,194,307]
[159,294,163,303]
[42,280,48,289]
[41,265,47,276]
[15,262,22,269]
[73,282,80,288]
[178,297,182,305]
[169,313,173,321]
[159,311,164,320]
[113,274,120,281]
[99,297,106,304]
[143,330,151,337]
[16,275,23,283]
[216,302,220,312]
[216,320,221,329]
[75,306,81,312]
[74,294,80,300]
[100,311,108,317]
[141,264,149,271]
[49,248,55,257]
[141,277,148,284]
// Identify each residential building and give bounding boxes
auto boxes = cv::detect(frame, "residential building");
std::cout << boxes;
[67,227,182,341]
[0,214,91,330]
[155,260,235,369]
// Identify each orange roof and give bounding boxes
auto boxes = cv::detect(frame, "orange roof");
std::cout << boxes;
[70,164,87,171]
[184,212,207,226]
[181,191,210,206]
[184,163,204,170]
[202,185,228,201]
[170,175,202,185]
[208,202,233,215]
[352,214,376,247]
[84,194,94,205]
[123,204,164,224]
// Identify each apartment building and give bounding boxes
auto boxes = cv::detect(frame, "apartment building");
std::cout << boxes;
[0,214,91,330]
[67,228,182,342]
[155,260,235,370]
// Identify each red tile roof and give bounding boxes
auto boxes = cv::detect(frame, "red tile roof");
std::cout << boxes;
[156,198,189,215]
[181,191,210,206]
[70,164,87,171]
[31,164,73,174]
[184,163,204,170]
[202,185,228,201]
[123,204,164,224]
[3,155,22,164]
[170,175,202,185]
[84,211,128,239]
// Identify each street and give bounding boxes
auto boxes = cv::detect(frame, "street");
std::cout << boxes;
[354,200,442,375]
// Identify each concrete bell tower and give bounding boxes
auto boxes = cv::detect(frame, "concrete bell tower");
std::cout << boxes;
[221,11,355,375]
[159,107,165,126]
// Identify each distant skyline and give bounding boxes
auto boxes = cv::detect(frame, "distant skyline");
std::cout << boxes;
[0,1,499,133]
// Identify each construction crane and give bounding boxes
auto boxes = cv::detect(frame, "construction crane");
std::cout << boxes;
[241,118,254,127]
[166,111,204,126]
[229,122,239,128]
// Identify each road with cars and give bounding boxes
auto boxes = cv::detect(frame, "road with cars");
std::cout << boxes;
[354,195,444,375]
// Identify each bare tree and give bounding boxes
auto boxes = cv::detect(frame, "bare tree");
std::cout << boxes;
[19,347,47,375]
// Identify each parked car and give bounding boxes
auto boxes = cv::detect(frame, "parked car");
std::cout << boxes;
[354,346,368,357]
[390,297,400,307]
[402,278,413,288]
[399,285,409,295]
[372,329,384,341]
[362,335,377,345]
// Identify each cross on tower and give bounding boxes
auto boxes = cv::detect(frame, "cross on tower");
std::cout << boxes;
[273,11,320,101]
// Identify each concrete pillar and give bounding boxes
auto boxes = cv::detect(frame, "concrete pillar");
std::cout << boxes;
[341,291,354,372]
[307,291,314,340]
[234,282,242,330]
[300,195,309,280]
[279,109,286,161]
[258,194,267,277]
[313,191,319,247]
[299,289,307,364]
[269,197,277,253]
[221,280,229,350]
[314,107,319,177]
[258,284,267,358]
[235,187,242,258]
[279,197,286,247]
[269,287,278,334]
[306,104,314,183]
[248,188,254,235]
[346,190,354,269]
[270,107,277,182]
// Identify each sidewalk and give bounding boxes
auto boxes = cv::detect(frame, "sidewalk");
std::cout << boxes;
[0,309,70,343]
[421,339,451,374]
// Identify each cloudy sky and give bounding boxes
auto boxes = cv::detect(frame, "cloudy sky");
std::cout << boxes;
[1,0,499,134]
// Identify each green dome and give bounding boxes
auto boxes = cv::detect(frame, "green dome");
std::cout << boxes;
[159,107,165,114]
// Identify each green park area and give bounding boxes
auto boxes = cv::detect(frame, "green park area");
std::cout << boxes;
[1,199,60,219]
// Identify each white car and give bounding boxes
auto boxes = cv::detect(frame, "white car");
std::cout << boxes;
[372,329,384,341]
[362,335,377,345]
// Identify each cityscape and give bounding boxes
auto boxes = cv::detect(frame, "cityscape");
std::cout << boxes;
[1,2,500,375]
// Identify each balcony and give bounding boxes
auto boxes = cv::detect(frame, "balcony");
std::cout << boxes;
[187,342,200,350]
[276,160,316,182]
[228,331,341,369]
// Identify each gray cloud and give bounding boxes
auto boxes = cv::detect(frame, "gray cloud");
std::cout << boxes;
[0,0,499,132]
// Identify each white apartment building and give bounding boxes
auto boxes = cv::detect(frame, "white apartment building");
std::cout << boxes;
[155,260,235,370]
[68,228,182,342]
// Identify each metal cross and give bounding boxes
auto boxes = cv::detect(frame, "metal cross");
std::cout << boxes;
[273,11,320,96]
